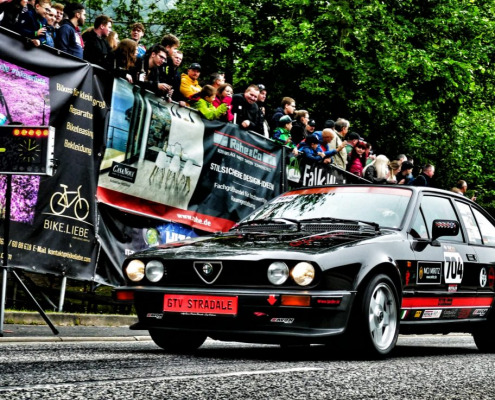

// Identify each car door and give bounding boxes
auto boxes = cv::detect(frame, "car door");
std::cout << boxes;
[402,193,480,322]
[454,200,495,319]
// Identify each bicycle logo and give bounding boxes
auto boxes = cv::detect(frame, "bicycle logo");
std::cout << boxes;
[49,184,90,221]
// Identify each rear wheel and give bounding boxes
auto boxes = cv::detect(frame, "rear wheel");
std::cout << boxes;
[351,274,400,357]
[472,316,495,352]
[149,329,207,353]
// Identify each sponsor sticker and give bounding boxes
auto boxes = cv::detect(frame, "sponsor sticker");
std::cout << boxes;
[473,309,488,317]
[422,310,442,319]
[414,310,423,318]
[441,309,458,319]
[146,313,163,319]
[448,285,458,293]
[417,262,442,284]
[270,318,295,324]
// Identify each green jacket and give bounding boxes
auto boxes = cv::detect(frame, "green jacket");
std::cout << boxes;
[193,98,228,120]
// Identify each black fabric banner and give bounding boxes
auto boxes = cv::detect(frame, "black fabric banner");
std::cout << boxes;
[0,29,112,282]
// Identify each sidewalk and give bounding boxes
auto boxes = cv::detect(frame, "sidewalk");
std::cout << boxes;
[0,311,151,342]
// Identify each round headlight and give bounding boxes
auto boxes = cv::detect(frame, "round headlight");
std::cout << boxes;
[146,260,164,282]
[267,261,289,285]
[126,260,145,282]
[291,262,315,286]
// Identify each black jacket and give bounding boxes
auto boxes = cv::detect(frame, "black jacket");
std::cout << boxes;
[83,30,112,68]
[231,93,263,134]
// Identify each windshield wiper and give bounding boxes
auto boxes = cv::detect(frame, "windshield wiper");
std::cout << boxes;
[298,217,379,231]
[235,218,300,229]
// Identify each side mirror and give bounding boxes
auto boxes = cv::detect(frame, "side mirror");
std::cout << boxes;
[431,220,459,241]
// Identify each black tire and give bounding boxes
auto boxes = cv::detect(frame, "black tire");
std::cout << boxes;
[149,329,207,353]
[472,317,495,352]
[350,274,400,357]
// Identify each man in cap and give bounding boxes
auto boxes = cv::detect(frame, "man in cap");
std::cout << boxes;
[180,63,202,101]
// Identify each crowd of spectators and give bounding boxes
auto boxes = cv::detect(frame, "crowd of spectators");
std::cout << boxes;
[2,0,475,192]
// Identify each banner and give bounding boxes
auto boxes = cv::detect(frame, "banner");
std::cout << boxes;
[0,29,112,282]
[97,79,285,232]
[296,159,371,188]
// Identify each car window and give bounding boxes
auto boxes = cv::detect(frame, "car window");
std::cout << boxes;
[455,201,482,244]
[420,195,463,242]
[472,208,495,246]
[410,208,429,239]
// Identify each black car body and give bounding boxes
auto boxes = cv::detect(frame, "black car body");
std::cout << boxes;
[116,185,495,356]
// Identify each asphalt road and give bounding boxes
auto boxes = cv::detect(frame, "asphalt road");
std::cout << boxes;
[0,334,492,400]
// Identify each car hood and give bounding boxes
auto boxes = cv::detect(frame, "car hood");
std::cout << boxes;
[133,229,389,259]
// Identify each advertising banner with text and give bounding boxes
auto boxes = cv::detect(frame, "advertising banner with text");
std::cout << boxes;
[97,79,285,233]
[0,29,111,282]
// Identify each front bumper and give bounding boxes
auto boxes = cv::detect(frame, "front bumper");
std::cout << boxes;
[117,286,356,343]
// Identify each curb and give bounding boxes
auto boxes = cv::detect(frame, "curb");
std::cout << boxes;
[0,335,151,343]
[3,311,138,327]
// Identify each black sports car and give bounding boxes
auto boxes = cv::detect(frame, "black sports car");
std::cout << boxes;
[116,185,495,357]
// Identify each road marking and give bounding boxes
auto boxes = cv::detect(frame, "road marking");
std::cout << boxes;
[0,367,324,392]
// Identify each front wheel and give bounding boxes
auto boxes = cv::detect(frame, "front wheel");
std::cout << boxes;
[351,274,400,357]
[149,329,207,353]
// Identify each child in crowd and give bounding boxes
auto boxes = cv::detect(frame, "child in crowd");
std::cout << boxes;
[299,135,325,163]
[15,0,50,46]
[347,139,368,177]
[212,83,234,122]
[273,115,296,148]
[190,85,228,120]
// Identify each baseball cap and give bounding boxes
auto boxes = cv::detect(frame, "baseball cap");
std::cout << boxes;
[188,63,202,71]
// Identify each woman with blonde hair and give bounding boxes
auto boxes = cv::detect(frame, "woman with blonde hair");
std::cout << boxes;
[363,154,390,184]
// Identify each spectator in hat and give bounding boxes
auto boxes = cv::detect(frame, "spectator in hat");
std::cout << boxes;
[270,97,296,131]
[180,63,202,102]
[129,22,146,58]
[273,115,296,148]
[306,119,316,136]
[231,84,263,134]
[344,131,361,154]
[395,160,415,185]
[55,2,85,58]
[300,134,325,163]
[290,110,309,146]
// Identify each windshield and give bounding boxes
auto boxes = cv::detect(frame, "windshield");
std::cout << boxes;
[243,186,412,229]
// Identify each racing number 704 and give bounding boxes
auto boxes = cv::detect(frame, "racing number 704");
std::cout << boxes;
[444,252,464,284]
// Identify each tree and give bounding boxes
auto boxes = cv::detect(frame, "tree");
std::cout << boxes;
[161,0,495,210]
